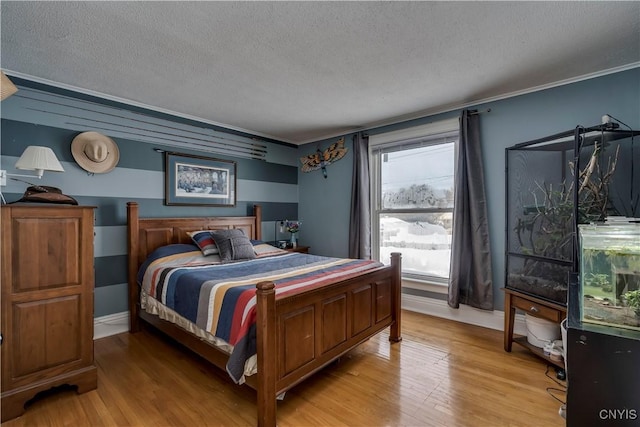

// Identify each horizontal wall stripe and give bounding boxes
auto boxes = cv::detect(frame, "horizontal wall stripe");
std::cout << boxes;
[238,159,298,184]
[2,156,298,203]
[91,200,298,226]
[2,95,302,167]
[94,225,127,258]
[94,283,128,318]
[94,218,302,258]
[5,86,269,160]
[2,157,165,198]
[237,179,298,203]
[2,119,301,179]
[95,254,127,288]
[268,143,305,171]
[0,194,299,227]
[257,202,299,223]
[1,119,79,159]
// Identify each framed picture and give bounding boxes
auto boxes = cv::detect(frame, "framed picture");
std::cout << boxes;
[165,152,236,206]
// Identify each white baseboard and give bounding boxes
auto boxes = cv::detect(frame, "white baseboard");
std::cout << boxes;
[93,296,527,341]
[94,311,129,339]
[402,294,528,336]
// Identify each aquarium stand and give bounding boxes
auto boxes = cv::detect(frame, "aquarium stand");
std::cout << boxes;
[565,273,640,426]
[503,288,567,368]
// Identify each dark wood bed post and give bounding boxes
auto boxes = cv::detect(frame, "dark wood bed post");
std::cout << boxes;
[127,201,141,332]
[255,281,277,427]
[389,252,402,343]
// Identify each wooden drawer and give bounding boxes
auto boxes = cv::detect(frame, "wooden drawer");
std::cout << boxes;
[512,295,563,322]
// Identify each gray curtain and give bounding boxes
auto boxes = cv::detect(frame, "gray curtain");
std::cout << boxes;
[448,110,493,310]
[349,132,371,259]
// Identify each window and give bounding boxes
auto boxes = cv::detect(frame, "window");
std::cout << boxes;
[370,119,458,285]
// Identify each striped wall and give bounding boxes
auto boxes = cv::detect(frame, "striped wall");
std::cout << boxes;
[4,68,638,329]
[0,84,301,318]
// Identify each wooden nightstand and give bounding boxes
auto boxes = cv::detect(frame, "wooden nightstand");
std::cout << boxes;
[503,288,566,368]
[286,245,309,254]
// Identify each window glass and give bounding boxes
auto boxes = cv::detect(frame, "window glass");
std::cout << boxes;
[381,144,455,210]
[371,124,457,283]
[379,212,453,280]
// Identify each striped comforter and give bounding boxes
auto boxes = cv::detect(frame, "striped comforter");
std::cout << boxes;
[137,242,384,383]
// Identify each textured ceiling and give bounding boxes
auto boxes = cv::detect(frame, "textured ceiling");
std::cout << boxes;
[1,1,639,144]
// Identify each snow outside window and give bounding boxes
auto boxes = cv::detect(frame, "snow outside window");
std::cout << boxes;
[370,119,459,285]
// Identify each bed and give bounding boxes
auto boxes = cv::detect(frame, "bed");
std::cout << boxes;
[127,202,402,426]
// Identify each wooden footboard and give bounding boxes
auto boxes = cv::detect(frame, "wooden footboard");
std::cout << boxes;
[127,202,401,427]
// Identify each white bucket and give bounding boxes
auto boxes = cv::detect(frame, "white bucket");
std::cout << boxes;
[525,314,561,348]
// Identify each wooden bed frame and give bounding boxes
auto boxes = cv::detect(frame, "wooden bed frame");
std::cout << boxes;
[127,202,402,426]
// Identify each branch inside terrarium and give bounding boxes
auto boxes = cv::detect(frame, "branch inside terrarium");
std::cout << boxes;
[516,142,620,270]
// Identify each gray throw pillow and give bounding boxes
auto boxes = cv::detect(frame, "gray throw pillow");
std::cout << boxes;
[211,229,257,262]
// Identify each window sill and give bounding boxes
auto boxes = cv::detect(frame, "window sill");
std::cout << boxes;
[401,276,448,294]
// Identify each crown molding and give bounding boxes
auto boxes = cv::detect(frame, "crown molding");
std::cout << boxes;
[300,62,640,145]
[5,62,638,146]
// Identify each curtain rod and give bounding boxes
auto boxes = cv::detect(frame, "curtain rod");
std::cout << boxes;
[362,108,491,137]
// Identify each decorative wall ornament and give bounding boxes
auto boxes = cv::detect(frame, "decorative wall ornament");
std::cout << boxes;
[300,137,347,178]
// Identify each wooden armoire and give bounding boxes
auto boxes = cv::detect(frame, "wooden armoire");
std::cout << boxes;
[1,204,97,422]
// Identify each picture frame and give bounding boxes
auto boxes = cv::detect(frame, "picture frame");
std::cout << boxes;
[165,152,236,206]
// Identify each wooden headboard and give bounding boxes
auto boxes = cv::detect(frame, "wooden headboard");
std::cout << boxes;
[126,201,262,330]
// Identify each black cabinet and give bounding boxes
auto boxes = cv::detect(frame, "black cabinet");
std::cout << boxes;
[566,276,640,426]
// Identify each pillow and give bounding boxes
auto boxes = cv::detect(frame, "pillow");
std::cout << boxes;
[187,230,219,256]
[253,241,288,258]
[211,229,257,262]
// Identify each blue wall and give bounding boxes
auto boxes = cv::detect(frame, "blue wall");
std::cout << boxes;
[299,67,640,309]
[2,68,637,318]
[0,83,301,317]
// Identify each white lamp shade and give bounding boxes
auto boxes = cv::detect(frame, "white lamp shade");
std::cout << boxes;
[15,146,65,175]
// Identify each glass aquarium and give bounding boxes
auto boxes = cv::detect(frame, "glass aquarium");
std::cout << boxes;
[579,224,640,331]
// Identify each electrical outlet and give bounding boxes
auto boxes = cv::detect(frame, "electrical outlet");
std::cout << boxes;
[0,170,7,186]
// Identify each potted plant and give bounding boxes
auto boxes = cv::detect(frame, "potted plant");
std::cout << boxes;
[623,289,640,317]
[285,220,301,248]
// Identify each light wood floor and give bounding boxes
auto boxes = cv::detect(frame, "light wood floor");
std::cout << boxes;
[2,310,566,427]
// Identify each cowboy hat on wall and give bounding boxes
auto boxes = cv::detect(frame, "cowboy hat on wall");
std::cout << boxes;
[71,131,120,174]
